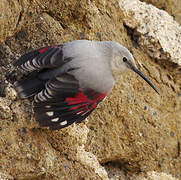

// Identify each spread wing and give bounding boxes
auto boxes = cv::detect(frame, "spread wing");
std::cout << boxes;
[34,73,107,130]
[14,45,107,130]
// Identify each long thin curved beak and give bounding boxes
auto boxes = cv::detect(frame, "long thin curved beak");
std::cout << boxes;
[132,68,159,94]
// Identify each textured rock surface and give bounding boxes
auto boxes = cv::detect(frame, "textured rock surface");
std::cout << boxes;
[0,0,26,43]
[141,0,181,25]
[142,171,178,180]
[119,0,181,65]
[0,0,181,179]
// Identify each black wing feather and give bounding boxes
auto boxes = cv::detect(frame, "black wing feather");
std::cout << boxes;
[13,49,40,67]
[49,109,95,130]
[13,45,72,72]
[13,45,73,98]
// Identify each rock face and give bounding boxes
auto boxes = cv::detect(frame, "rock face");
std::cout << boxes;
[141,0,181,25]
[119,0,181,65]
[0,0,22,43]
[0,0,181,179]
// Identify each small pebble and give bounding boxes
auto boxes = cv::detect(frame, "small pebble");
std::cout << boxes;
[5,86,17,100]
[29,143,32,149]
[22,127,27,134]
[170,131,174,137]
[158,161,161,167]
[152,111,157,116]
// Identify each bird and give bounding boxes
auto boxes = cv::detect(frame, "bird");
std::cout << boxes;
[13,40,159,130]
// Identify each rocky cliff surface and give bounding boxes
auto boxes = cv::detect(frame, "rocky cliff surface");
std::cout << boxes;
[0,0,180,179]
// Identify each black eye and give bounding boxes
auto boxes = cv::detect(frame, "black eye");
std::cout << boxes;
[123,57,127,62]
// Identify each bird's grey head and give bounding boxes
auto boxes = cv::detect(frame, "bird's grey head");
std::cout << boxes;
[110,42,137,72]
[109,42,159,94]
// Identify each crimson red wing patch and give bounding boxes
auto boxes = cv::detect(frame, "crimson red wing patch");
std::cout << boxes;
[38,47,51,53]
[34,89,107,130]
[66,91,106,112]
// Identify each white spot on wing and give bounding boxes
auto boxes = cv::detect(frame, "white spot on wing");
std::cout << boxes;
[102,96,107,101]
[32,58,39,67]
[21,61,33,71]
[44,90,52,99]
[46,111,54,116]
[24,61,31,70]
[37,91,47,102]
[60,121,67,126]
[81,110,89,116]
[45,105,51,108]
[34,96,38,103]
[76,111,83,115]
[51,118,59,122]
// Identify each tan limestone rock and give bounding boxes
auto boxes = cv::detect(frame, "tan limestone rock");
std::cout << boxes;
[119,0,181,65]
[0,0,22,42]
[141,0,181,25]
